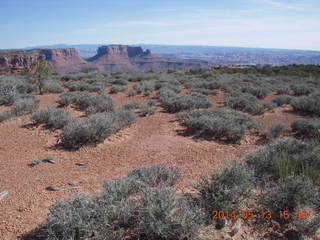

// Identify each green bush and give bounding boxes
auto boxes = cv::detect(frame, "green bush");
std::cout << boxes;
[241,85,269,99]
[291,118,320,140]
[0,85,18,106]
[123,102,156,117]
[161,93,212,113]
[127,89,137,97]
[42,80,64,93]
[31,106,75,129]
[127,164,181,187]
[224,91,265,115]
[290,85,315,96]
[290,92,320,115]
[246,138,320,183]
[58,110,136,149]
[40,165,203,240]
[272,95,292,106]
[179,108,257,142]
[109,85,126,94]
[191,88,217,96]
[259,175,315,221]
[58,92,114,114]
[266,122,288,140]
[10,95,39,116]
[196,162,254,215]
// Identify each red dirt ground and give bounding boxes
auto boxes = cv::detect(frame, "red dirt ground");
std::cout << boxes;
[0,90,305,239]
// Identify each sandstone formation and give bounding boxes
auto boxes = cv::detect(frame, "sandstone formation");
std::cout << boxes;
[0,45,211,73]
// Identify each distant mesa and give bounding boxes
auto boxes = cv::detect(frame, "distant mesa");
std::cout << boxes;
[0,45,210,74]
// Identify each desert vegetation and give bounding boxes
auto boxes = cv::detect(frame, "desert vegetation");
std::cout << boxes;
[1,65,320,239]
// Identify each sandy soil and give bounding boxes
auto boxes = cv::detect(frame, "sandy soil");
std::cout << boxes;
[0,90,304,239]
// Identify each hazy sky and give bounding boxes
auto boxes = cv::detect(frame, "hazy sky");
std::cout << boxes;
[1,0,319,50]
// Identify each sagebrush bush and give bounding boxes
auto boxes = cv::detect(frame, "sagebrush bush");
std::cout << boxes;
[58,110,136,149]
[224,91,265,115]
[246,138,320,183]
[31,106,75,129]
[123,102,156,116]
[42,80,64,93]
[241,85,269,99]
[161,93,212,113]
[127,89,137,97]
[10,95,39,116]
[196,162,254,215]
[58,91,114,114]
[291,118,320,140]
[290,84,315,96]
[191,88,217,95]
[259,175,316,221]
[41,165,203,240]
[109,85,126,94]
[179,108,258,142]
[127,164,181,187]
[0,84,18,105]
[266,122,288,140]
[290,92,320,115]
[272,95,292,106]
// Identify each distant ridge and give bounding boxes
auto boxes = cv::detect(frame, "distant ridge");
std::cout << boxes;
[24,44,320,66]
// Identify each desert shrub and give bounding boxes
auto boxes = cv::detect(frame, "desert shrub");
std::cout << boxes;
[157,87,177,103]
[196,162,254,215]
[259,175,316,222]
[191,88,217,95]
[246,138,320,183]
[179,108,257,142]
[59,110,136,149]
[291,84,315,96]
[224,91,265,115]
[58,92,114,114]
[127,164,181,187]
[266,122,288,140]
[272,95,292,106]
[31,106,75,129]
[127,89,137,97]
[290,92,320,115]
[138,185,203,240]
[0,110,12,122]
[161,93,212,113]
[139,104,156,116]
[291,118,320,140]
[185,80,222,90]
[42,80,64,93]
[111,78,128,86]
[275,86,291,95]
[241,85,269,99]
[41,165,203,240]
[10,95,39,116]
[133,81,155,96]
[109,85,126,94]
[0,84,18,105]
[123,101,142,110]
[147,99,157,106]
[262,102,277,111]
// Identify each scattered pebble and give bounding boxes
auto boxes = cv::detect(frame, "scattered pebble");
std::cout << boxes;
[0,191,8,201]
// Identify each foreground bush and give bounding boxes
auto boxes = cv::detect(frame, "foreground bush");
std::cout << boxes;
[40,165,204,240]
[272,95,292,106]
[58,110,136,149]
[179,108,257,142]
[10,95,39,117]
[31,106,75,129]
[290,92,320,115]
[246,138,320,183]
[196,162,254,216]
[291,118,320,140]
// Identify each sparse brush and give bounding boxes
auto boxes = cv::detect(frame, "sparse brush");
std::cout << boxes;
[109,85,126,94]
[31,106,75,129]
[266,122,288,141]
[179,108,258,142]
[291,118,320,140]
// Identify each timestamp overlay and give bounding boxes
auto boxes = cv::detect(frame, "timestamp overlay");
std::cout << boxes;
[211,209,310,220]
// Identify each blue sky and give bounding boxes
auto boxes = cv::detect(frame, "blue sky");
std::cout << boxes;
[0,0,319,50]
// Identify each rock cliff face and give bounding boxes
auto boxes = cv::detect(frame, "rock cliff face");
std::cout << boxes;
[87,45,210,72]
[0,45,211,73]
